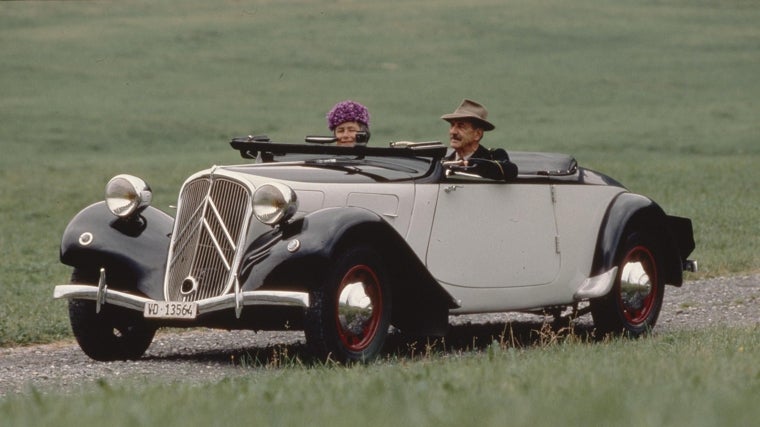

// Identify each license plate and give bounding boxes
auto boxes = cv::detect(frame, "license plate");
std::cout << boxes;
[144,301,198,319]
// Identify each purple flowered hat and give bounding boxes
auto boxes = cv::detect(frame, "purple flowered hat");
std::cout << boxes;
[327,100,370,131]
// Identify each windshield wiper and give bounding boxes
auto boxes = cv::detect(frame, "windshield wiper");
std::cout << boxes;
[302,159,389,182]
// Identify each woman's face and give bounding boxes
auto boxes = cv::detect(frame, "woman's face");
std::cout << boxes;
[334,121,362,146]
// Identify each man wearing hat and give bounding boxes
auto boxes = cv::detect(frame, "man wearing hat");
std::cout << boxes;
[441,99,517,180]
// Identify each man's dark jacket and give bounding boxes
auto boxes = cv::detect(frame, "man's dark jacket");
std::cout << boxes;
[446,145,518,181]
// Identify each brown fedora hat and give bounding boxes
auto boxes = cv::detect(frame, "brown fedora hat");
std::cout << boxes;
[440,98,495,131]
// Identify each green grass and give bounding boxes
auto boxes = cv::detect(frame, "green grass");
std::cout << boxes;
[1,0,758,348]
[2,327,760,426]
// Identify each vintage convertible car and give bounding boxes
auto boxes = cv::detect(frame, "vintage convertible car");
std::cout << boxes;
[54,135,696,362]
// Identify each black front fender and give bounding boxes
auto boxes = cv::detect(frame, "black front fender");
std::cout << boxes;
[239,206,456,336]
[238,207,384,291]
[60,202,173,300]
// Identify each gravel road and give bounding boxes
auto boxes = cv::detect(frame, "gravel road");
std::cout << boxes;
[2,274,758,397]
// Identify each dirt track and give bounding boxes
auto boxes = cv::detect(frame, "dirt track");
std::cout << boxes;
[1,274,758,397]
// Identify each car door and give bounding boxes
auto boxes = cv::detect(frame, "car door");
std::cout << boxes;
[426,177,560,289]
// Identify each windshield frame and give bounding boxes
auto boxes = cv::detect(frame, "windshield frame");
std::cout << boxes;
[229,139,448,182]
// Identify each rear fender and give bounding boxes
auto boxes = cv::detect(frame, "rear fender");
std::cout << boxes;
[591,193,694,287]
[60,202,173,300]
[239,206,456,336]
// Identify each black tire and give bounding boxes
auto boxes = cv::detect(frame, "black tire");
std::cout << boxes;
[68,269,156,361]
[591,232,665,337]
[304,246,391,363]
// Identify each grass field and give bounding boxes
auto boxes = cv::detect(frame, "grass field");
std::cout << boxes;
[2,327,759,426]
[1,0,759,418]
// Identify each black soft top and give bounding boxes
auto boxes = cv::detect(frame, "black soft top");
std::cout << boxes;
[510,151,578,176]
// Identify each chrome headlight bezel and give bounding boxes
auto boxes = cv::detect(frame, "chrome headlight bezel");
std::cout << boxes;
[252,183,298,226]
[105,174,152,218]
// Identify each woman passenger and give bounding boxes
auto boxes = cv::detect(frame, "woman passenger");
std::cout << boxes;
[326,100,370,147]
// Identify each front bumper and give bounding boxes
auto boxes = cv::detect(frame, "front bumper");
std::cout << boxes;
[54,269,309,320]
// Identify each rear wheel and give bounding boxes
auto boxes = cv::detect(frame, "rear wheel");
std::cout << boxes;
[68,269,156,361]
[304,246,391,363]
[591,232,664,337]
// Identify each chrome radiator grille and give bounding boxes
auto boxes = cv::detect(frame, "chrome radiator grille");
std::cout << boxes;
[165,176,252,302]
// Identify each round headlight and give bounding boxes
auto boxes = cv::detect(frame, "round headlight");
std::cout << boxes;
[252,183,298,226]
[105,174,152,218]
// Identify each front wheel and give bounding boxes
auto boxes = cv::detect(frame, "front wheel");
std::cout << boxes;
[68,269,156,361]
[304,246,391,363]
[591,232,665,337]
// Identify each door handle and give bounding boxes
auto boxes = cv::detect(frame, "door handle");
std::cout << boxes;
[444,185,463,193]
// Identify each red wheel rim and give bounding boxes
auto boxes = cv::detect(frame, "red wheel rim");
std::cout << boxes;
[334,264,383,352]
[617,245,658,325]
